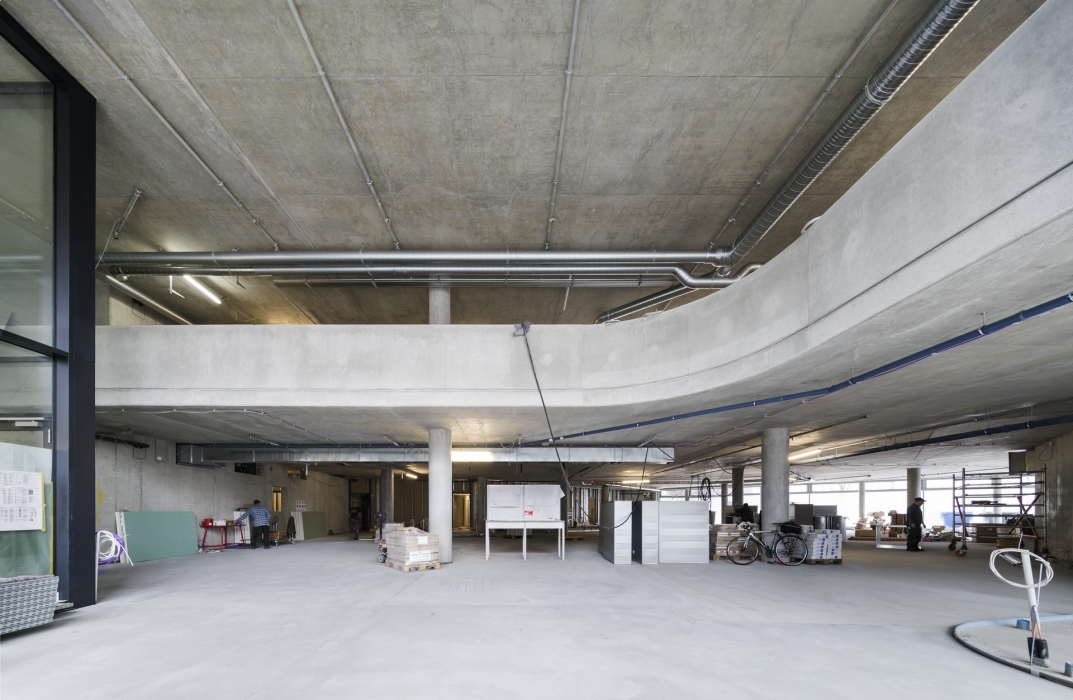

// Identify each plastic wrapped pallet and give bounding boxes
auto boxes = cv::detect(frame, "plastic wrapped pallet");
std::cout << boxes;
[804,530,843,561]
[384,527,440,571]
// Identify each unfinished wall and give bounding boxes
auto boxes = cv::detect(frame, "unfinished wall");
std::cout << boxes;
[1035,429,1073,563]
[95,278,173,326]
[95,436,349,535]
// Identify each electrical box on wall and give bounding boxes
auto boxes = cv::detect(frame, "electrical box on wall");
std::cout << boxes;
[1009,450,1035,474]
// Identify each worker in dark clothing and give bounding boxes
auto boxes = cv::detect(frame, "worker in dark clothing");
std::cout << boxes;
[232,500,273,550]
[907,497,925,551]
[737,502,755,525]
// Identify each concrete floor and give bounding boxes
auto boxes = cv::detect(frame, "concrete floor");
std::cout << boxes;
[3,536,1072,699]
[955,614,1073,686]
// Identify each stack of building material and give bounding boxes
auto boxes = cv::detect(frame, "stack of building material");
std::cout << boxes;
[710,524,742,560]
[384,527,440,572]
[804,530,843,563]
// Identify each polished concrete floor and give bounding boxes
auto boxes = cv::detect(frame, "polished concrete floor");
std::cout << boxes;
[3,535,1072,699]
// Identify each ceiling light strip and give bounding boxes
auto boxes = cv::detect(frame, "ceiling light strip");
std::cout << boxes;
[50,0,282,251]
[287,0,401,251]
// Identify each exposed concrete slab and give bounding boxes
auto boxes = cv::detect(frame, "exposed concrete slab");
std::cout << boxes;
[2,0,1043,324]
[3,538,1072,698]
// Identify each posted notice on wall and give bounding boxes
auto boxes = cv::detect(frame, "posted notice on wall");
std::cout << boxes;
[296,500,307,511]
[0,470,45,531]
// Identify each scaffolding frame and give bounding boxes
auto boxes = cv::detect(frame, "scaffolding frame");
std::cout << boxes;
[951,468,1046,556]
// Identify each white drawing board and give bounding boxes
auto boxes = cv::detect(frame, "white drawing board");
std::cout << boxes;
[487,484,564,521]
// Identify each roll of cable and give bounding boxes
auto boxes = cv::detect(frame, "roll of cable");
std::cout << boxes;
[97,530,133,571]
[700,477,712,502]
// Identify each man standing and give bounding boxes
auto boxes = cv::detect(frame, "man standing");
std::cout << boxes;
[907,497,925,551]
[232,499,273,549]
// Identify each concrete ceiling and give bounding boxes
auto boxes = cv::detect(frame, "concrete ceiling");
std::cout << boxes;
[7,0,1044,324]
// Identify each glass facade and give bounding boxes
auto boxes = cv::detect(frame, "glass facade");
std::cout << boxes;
[0,36,53,346]
[0,33,54,576]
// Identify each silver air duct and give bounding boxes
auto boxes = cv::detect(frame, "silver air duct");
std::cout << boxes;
[711,0,979,273]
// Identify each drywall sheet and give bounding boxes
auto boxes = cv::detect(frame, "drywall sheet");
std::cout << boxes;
[523,485,564,520]
[0,443,52,481]
[0,482,52,577]
[487,485,524,521]
[302,511,328,539]
[121,511,198,563]
[657,501,709,563]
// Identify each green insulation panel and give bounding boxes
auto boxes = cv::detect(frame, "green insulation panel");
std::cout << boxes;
[303,512,328,540]
[0,482,53,578]
[123,511,198,562]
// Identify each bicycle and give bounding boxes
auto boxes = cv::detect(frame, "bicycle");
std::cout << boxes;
[725,522,809,566]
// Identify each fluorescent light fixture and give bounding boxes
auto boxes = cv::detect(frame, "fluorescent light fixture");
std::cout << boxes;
[405,473,417,480]
[451,450,495,462]
[789,448,822,462]
[184,275,221,304]
[622,479,650,485]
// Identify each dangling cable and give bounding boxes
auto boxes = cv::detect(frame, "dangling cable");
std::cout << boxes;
[514,323,566,476]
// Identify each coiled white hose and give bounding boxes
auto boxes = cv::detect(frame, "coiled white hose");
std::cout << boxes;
[97,530,133,569]
[990,548,1053,588]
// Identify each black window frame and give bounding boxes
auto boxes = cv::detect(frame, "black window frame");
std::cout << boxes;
[0,6,96,608]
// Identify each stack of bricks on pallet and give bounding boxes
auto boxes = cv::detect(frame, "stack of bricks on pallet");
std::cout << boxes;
[385,527,440,570]
[805,530,843,561]
[710,524,741,559]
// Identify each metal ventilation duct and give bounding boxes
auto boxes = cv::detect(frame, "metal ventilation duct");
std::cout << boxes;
[712,0,979,273]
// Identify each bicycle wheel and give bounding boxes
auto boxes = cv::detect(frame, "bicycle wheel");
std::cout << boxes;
[774,534,809,566]
[725,536,760,565]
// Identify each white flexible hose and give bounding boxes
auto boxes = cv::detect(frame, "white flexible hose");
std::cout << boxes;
[97,530,133,567]
[989,548,1052,588]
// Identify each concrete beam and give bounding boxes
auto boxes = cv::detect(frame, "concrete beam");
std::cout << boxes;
[189,445,673,464]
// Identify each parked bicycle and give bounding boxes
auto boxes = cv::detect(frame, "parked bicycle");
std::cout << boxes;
[726,522,809,566]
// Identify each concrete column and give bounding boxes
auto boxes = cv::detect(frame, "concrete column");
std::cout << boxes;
[428,428,453,563]
[731,468,744,508]
[720,482,728,523]
[907,468,922,511]
[600,484,611,502]
[859,481,866,520]
[429,284,450,324]
[380,468,395,523]
[760,427,790,529]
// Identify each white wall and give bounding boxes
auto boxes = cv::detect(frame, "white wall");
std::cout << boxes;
[95,435,350,535]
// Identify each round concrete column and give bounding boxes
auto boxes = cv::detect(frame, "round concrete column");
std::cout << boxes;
[760,427,790,529]
[859,480,866,520]
[428,428,453,563]
[380,468,395,523]
[429,284,450,325]
[720,482,728,521]
[907,467,922,510]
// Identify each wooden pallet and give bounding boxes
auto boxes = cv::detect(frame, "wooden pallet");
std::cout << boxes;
[385,559,441,573]
[804,558,842,565]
